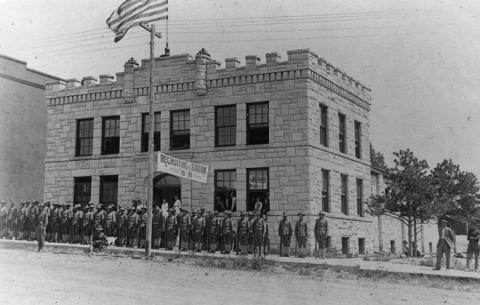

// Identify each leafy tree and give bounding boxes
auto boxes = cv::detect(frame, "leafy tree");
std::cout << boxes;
[367,149,433,256]
[370,143,388,172]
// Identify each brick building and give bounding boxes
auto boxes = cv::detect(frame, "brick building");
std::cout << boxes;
[44,48,434,255]
[0,54,63,202]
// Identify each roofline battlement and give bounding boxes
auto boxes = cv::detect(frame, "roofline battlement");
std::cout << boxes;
[46,48,371,108]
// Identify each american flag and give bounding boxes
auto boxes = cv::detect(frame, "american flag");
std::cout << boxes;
[107,0,168,42]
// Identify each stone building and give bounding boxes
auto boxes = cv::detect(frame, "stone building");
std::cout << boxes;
[44,48,418,255]
[0,54,63,202]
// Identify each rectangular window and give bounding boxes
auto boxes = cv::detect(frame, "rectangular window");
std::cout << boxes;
[214,170,237,212]
[320,104,328,147]
[342,237,350,255]
[358,238,365,255]
[141,112,161,152]
[355,121,361,158]
[170,109,190,150]
[321,169,330,213]
[247,102,269,145]
[101,116,120,155]
[338,113,346,153]
[215,105,236,147]
[99,175,118,206]
[73,177,91,206]
[76,118,94,156]
[247,168,269,212]
[356,178,364,217]
[341,174,348,215]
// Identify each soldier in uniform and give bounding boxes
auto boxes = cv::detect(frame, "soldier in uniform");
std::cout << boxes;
[189,209,197,250]
[295,211,308,258]
[222,211,234,254]
[193,209,205,252]
[116,207,128,247]
[314,211,329,259]
[105,205,117,239]
[7,202,18,239]
[21,202,30,240]
[236,212,250,255]
[165,208,178,250]
[81,205,92,244]
[36,203,49,252]
[138,206,147,248]
[247,212,255,254]
[262,214,270,256]
[207,211,220,253]
[278,212,292,257]
[16,202,27,240]
[63,204,74,243]
[94,204,106,229]
[48,203,58,242]
[178,209,191,251]
[434,219,456,270]
[127,207,140,248]
[29,201,40,241]
[152,206,162,249]
[0,202,6,238]
[72,204,83,243]
[252,212,265,257]
[466,225,480,271]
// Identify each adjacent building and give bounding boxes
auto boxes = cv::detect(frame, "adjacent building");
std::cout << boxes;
[43,48,434,255]
[0,54,63,202]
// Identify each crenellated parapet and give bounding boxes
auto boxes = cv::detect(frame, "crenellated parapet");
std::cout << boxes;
[45,48,371,110]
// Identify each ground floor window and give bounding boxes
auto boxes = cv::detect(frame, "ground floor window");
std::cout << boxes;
[247,168,269,212]
[358,238,365,255]
[100,175,118,206]
[214,170,236,212]
[341,237,349,255]
[74,177,91,207]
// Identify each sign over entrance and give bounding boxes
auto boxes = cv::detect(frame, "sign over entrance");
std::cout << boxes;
[157,152,209,183]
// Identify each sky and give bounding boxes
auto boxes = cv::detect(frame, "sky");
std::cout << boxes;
[1,0,480,176]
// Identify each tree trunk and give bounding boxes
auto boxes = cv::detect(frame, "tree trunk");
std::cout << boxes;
[407,216,413,257]
[378,214,383,255]
[413,217,418,257]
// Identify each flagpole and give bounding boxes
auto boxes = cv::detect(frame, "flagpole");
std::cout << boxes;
[145,23,156,257]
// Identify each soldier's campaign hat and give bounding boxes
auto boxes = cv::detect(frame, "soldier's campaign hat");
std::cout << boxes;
[439,219,449,224]
[191,208,196,213]
[225,210,232,215]
[297,211,305,216]
[45,201,51,206]
[214,210,219,214]
[74,204,81,209]
[282,211,287,217]
[38,202,45,207]
[319,211,325,216]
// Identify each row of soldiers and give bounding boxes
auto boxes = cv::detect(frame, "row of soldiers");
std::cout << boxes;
[1,200,329,258]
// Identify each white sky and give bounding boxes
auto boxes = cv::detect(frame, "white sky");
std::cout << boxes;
[1,0,480,176]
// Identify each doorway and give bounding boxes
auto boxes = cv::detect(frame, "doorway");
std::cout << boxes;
[153,173,181,208]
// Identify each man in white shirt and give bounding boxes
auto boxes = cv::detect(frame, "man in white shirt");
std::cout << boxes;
[173,195,182,216]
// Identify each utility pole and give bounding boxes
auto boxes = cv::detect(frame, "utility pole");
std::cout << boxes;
[141,23,161,258]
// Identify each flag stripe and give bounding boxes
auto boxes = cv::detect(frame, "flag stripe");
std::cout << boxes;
[108,0,167,27]
[116,7,168,32]
[107,0,168,42]
[114,15,168,42]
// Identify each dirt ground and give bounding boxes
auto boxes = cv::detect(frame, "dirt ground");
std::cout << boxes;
[0,248,479,305]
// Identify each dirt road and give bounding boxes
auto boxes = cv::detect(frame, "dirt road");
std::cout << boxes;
[0,248,479,305]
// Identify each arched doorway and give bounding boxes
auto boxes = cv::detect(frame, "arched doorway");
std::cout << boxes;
[153,173,181,208]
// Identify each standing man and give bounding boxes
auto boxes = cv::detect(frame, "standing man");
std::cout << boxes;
[29,202,40,241]
[314,211,329,259]
[138,206,147,248]
[262,214,270,256]
[434,219,456,270]
[178,209,191,251]
[116,207,128,247]
[193,209,205,252]
[0,202,6,238]
[254,197,263,214]
[49,203,60,243]
[252,212,265,257]
[16,202,27,240]
[236,212,250,255]
[36,203,48,252]
[207,210,220,253]
[105,205,117,239]
[295,211,308,258]
[189,209,197,250]
[165,208,178,250]
[247,212,255,254]
[222,211,234,254]
[152,206,162,249]
[7,202,17,239]
[278,212,292,257]
[173,195,182,216]
[81,205,93,244]
[466,225,479,271]
[72,204,84,243]
[127,207,140,248]
[63,204,74,243]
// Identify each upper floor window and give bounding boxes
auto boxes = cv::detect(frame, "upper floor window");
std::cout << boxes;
[341,174,348,215]
[215,105,236,147]
[355,121,361,158]
[247,102,269,145]
[141,112,161,152]
[322,169,330,212]
[320,104,328,147]
[76,118,93,156]
[338,113,346,153]
[102,116,120,155]
[170,109,190,150]
[357,178,364,217]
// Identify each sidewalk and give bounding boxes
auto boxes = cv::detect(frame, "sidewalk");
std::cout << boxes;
[2,239,480,282]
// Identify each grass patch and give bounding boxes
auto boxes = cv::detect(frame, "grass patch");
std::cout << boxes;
[193,255,276,272]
